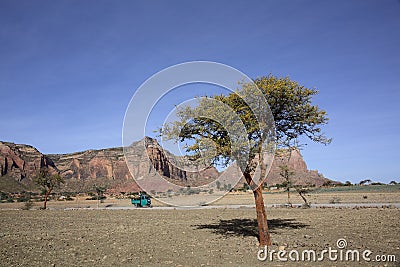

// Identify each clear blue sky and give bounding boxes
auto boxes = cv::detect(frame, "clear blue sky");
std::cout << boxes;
[1,0,399,183]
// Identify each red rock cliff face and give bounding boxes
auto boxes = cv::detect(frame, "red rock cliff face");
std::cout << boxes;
[0,138,219,191]
[0,142,57,182]
[266,148,328,186]
[0,139,329,191]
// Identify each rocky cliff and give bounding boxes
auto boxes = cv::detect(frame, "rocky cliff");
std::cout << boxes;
[0,142,57,181]
[0,138,329,192]
[0,138,219,192]
[266,148,328,186]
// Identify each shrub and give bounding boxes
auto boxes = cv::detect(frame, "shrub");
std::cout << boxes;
[17,196,30,202]
[86,196,106,200]
[21,200,34,210]
[329,197,341,204]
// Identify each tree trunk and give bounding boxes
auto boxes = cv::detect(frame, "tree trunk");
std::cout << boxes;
[297,189,309,206]
[43,190,50,210]
[244,172,271,246]
[253,185,271,246]
[43,196,48,210]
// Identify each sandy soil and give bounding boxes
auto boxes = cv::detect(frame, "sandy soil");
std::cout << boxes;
[1,188,399,210]
[1,207,399,266]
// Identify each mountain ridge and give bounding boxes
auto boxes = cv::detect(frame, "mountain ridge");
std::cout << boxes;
[0,138,331,193]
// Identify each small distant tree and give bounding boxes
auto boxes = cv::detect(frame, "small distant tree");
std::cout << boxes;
[22,200,34,210]
[389,181,398,185]
[227,183,232,191]
[216,181,221,190]
[344,181,352,186]
[294,186,311,208]
[279,164,294,206]
[359,179,371,186]
[34,168,64,210]
[243,182,250,191]
[94,184,107,208]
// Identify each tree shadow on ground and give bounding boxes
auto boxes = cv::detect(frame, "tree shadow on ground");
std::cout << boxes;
[193,218,309,241]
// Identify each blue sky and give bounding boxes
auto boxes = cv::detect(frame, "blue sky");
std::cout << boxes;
[0,0,399,183]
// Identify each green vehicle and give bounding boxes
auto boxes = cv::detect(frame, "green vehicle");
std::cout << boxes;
[131,193,151,207]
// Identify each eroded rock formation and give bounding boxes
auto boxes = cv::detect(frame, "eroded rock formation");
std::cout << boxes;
[0,138,330,192]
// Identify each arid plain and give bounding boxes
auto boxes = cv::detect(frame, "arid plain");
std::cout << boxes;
[1,187,399,266]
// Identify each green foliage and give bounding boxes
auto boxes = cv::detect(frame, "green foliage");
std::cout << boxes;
[34,168,64,209]
[93,185,107,196]
[359,179,372,185]
[254,75,331,146]
[0,191,8,200]
[86,196,106,200]
[315,184,399,193]
[243,182,250,191]
[344,181,352,186]
[216,181,221,190]
[371,182,385,186]
[17,196,30,202]
[160,75,331,184]
[279,165,294,183]
[34,168,65,194]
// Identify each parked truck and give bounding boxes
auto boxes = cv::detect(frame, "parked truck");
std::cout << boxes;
[131,193,151,207]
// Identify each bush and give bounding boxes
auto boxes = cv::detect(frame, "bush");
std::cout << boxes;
[21,200,34,210]
[329,197,341,204]
[86,196,106,200]
[17,197,30,202]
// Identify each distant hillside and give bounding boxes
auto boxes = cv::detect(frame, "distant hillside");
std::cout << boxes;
[0,138,331,193]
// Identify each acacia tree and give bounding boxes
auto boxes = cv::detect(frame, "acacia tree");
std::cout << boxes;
[94,184,107,209]
[279,164,294,206]
[161,75,330,246]
[34,168,64,209]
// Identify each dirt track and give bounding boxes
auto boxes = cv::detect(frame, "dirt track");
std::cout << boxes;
[1,207,399,266]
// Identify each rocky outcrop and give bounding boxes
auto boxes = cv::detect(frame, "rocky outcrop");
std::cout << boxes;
[266,148,328,187]
[0,139,330,192]
[0,138,220,192]
[0,142,57,182]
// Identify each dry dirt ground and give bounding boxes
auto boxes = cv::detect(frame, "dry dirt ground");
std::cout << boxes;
[1,207,399,267]
[1,188,399,210]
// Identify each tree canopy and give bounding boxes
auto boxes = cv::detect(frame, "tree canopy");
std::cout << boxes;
[34,168,64,209]
[162,75,331,172]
